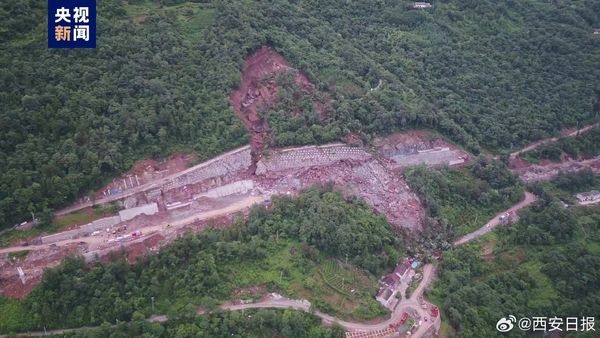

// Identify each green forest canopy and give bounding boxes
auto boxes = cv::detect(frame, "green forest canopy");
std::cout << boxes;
[1,0,598,228]
[429,173,600,337]
[0,187,400,333]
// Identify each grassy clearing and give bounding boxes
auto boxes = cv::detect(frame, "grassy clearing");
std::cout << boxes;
[223,241,386,321]
[0,204,118,248]
[519,261,558,309]
[318,260,359,296]
[54,204,119,228]
[8,250,29,260]
[124,1,215,42]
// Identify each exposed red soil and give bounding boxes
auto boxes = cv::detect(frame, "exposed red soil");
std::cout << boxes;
[509,156,532,170]
[125,234,165,263]
[232,285,267,299]
[131,153,193,177]
[94,152,193,200]
[374,130,457,153]
[230,46,324,171]
[0,244,80,299]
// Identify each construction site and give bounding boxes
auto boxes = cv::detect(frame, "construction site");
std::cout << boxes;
[0,133,469,299]
[3,46,596,304]
[0,47,472,299]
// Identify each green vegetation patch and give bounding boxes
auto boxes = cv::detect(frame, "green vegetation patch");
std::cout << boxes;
[318,260,357,296]
[124,1,215,42]
[53,206,118,229]
[8,250,29,260]
[431,172,600,337]
[406,157,523,238]
[522,127,600,163]
[0,187,398,333]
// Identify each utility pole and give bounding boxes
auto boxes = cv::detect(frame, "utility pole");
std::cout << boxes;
[151,296,155,312]
[345,253,348,265]
[30,211,35,222]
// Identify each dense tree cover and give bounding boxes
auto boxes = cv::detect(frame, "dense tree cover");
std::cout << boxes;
[0,187,399,333]
[247,185,402,273]
[262,71,339,147]
[522,127,600,163]
[406,158,523,240]
[430,175,600,337]
[1,0,598,229]
[46,309,344,338]
[551,168,598,194]
[0,0,247,229]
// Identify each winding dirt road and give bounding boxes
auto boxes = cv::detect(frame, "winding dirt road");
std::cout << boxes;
[510,123,598,159]
[453,192,537,246]
[1,190,539,338]
[1,265,438,338]
[223,264,438,334]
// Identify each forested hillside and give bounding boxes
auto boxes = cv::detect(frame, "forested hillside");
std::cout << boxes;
[405,157,523,244]
[429,172,600,337]
[0,187,399,333]
[1,0,598,228]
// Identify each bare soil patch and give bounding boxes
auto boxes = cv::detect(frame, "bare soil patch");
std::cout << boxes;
[230,46,326,170]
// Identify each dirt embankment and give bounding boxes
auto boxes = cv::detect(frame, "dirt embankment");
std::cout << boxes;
[230,46,323,171]
[508,124,600,181]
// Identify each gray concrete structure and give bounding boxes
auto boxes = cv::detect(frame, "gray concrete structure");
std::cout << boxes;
[41,231,79,244]
[162,147,251,191]
[195,180,254,199]
[256,144,370,174]
[119,203,159,222]
[389,147,465,167]
[86,216,121,233]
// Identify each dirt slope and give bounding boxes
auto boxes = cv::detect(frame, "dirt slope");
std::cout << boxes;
[230,46,322,171]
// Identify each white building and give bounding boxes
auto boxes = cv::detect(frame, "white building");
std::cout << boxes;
[413,2,432,9]
[575,190,600,204]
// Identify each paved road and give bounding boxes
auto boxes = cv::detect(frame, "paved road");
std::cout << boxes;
[4,189,539,338]
[0,195,264,255]
[453,192,537,246]
[510,123,598,159]
[1,131,556,337]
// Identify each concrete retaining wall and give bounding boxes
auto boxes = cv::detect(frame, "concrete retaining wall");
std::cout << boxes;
[389,148,464,167]
[195,180,254,199]
[85,216,121,232]
[256,144,370,174]
[119,203,159,222]
[41,231,79,244]
[41,215,122,244]
[162,147,251,192]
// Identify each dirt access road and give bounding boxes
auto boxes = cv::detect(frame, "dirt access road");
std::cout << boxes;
[5,265,438,338]
[510,123,598,159]
[5,191,540,338]
[0,195,264,256]
[224,264,438,334]
[453,192,537,246]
